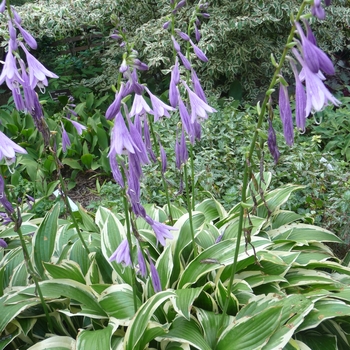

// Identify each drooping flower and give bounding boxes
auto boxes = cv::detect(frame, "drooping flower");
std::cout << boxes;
[191,69,207,103]
[144,87,175,122]
[145,215,176,246]
[0,0,5,13]
[133,59,149,71]
[0,175,14,214]
[295,21,334,75]
[0,41,23,90]
[0,238,7,248]
[14,20,37,50]
[175,128,189,169]
[106,83,127,120]
[178,95,194,140]
[109,238,132,266]
[194,22,201,42]
[137,245,147,277]
[267,119,280,164]
[175,29,190,41]
[290,60,307,131]
[159,142,167,174]
[0,130,27,164]
[129,93,152,117]
[109,112,139,156]
[19,42,58,90]
[61,122,71,152]
[149,257,162,293]
[181,80,216,123]
[177,52,191,70]
[189,39,208,62]
[109,150,124,187]
[169,58,180,108]
[143,118,157,162]
[171,35,181,52]
[63,118,86,135]
[292,48,340,116]
[311,0,325,19]
[279,83,294,146]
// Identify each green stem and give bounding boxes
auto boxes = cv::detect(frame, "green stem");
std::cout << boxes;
[183,163,197,257]
[219,2,307,332]
[16,225,54,333]
[57,173,90,253]
[121,168,138,313]
[189,144,195,211]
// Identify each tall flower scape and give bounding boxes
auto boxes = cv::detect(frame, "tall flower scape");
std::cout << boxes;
[0,0,341,292]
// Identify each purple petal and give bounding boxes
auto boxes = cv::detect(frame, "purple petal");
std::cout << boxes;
[279,83,294,146]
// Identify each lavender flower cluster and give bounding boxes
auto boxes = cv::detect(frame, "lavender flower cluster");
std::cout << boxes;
[106,0,216,292]
[270,0,339,163]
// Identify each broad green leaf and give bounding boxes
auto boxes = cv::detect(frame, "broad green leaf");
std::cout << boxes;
[99,284,140,322]
[267,223,343,244]
[296,332,337,350]
[62,158,82,170]
[6,280,107,319]
[76,323,116,350]
[281,269,339,288]
[156,245,173,290]
[173,287,203,320]
[78,204,99,232]
[69,240,90,276]
[170,212,206,285]
[159,316,212,350]
[0,247,25,290]
[9,261,28,287]
[236,270,287,288]
[196,308,232,349]
[215,279,239,315]
[271,210,303,229]
[298,299,350,331]
[178,237,271,288]
[0,295,39,333]
[0,222,37,238]
[27,336,76,350]
[32,202,60,278]
[43,260,86,284]
[217,306,283,350]
[0,328,21,350]
[124,290,175,350]
[195,198,226,222]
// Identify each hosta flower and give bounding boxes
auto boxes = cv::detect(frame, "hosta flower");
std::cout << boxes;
[295,21,334,75]
[171,35,181,52]
[178,95,193,138]
[290,60,307,131]
[175,129,189,169]
[175,29,190,41]
[19,42,58,90]
[0,238,7,248]
[144,87,175,121]
[177,52,191,70]
[143,118,157,162]
[109,239,132,266]
[160,143,167,174]
[0,175,14,214]
[15,20,37,50]
[292,48,340,116]
[191,69,207,103]
[63,118,86,135]
[137,246,147,277]
[181,80,216,123]
[0,41,23,90]
[149,257,161,292]
[279,83,294,146]
[0,130,27,164]
[109,112,139,156]
[61,123,71,152]
[106,83,127,120]
[146,215,176,246]
[194,22,201,42]
[129,93,152,117]
[109,151,124,187]
[267,119,280,164]
[0,0,5,13]
[189,39,208,62]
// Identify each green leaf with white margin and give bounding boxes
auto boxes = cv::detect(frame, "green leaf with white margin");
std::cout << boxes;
[9,261,28,287]
[170,212,206,286]
[99,209,133,285]
[0,327,21,350]
[195,308,232,349]
[173,287,203,320]
[216,305,283,350]
[262,295,314,349]
[267,223,343,244]
[138,321,169,350]
[43,260,86,284]
[124,290,176,350]
[296,332,337,350]
[284,339,312,350]
[215,279,239,315]
[0,221,37,238]
[298,299,350,332]
[235,270,288,288]
[76,318,119,350]
[163,203,188,221]
[0,294,40,333]
[159,316,212,350]
[271,210,303,229]
[78,204,99,232]
[281,269,340,288]
[195,198,227,222]
[31,202,60,278]
[178,236,271,288]
[1,247,24,290]
[155,245,173,290]
[99,284,140,324]
[6,279,107,319]
[26,336,76,350]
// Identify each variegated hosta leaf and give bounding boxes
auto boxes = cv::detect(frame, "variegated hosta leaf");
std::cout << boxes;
[26,336,76,350]
[173,287,203,320]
